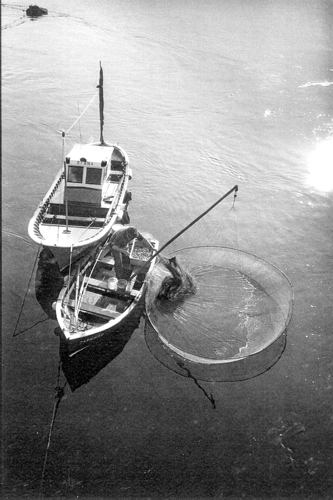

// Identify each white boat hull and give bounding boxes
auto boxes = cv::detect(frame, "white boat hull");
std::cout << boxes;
[56,236,159,350]
[28,143,131,270]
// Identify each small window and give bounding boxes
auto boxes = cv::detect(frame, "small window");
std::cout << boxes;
[68,166,83,183]
[86,168,102,185]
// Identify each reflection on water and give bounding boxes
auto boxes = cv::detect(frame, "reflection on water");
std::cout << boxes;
[3,0,333,496]
[306,138,333,192]
[299,81,333,88]
[145,319,287,383]
[35,248,64,320]
[59,303,143,391]
[36,247,144,391]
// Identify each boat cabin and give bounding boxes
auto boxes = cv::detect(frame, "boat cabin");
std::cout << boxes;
[41,143,128,229]
[65,144,112,205]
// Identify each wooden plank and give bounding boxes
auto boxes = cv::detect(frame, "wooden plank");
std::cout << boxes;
[85,276,141,297]
[65,299,121,319]
[98,256,115,266]
[84,277,111,291]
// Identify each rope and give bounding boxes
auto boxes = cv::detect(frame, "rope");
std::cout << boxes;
[222,204,293,323]
[176,360,216,409]
[233,187,238,207]
[13,246,41,337]
[13,317,50,337]
[78,100,83,143]
[39,359,67,497]
[73,217,97,244]
[65,93,98,135]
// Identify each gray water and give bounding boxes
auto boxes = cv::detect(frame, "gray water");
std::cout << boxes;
[2,1,333,498]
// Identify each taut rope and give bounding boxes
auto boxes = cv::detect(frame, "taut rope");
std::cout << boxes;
[65,93,98,136]
[13,245,41,337]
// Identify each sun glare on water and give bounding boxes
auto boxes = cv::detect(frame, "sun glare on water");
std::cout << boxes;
[306,138,333,192]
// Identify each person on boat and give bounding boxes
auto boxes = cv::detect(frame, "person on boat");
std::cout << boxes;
[110,226,153,279]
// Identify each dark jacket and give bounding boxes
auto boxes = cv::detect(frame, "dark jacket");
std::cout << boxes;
[110,227,142,250]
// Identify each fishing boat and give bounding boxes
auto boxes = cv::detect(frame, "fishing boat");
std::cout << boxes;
[58,303,144,390]
[28,64,131,271]
[55,226,159,353]
[26,5,48,17]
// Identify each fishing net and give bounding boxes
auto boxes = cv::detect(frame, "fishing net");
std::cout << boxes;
[145,245,293,382]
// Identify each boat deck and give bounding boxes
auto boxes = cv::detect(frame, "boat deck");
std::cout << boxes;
[39,223,102,246]
[64,258,144,327]
[41,175,123,230]
[65,298,123,319]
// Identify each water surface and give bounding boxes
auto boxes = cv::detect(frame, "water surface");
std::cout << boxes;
[2,0,333,498]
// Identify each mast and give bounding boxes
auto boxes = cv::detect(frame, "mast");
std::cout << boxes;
[62,131,70,233]
[97,62,106,146]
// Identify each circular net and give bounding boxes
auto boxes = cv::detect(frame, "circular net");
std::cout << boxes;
[145,246,293,381]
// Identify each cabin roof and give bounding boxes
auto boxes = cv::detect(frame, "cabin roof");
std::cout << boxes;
[67,143,113,166]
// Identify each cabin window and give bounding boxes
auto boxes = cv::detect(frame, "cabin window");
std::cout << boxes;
[86,168,102,185]
[68,166,83,183]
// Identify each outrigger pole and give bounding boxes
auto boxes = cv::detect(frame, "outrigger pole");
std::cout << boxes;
[134,184,239,275]
[97,61,106,146]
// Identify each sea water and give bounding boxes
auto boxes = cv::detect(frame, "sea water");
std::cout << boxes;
[2,0,332,497]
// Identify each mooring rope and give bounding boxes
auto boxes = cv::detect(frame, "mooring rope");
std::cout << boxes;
[13,317,50,337]
[176,360,216,409]
[13,245,41,337]
[39,359,67,497]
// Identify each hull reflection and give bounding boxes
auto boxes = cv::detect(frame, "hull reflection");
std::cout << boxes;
[35,248,64,320]
[58,303,144,391]
[35,247,144,391]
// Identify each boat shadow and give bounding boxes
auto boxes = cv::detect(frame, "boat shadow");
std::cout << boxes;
[35,247,144,392]
[58,304,144,392]
[35,247,65,320]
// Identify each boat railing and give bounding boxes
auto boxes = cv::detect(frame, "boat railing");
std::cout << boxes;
[32,171,65,240]
[39,170,65,212]
[105,169,128,224]
[32,211,45,240]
